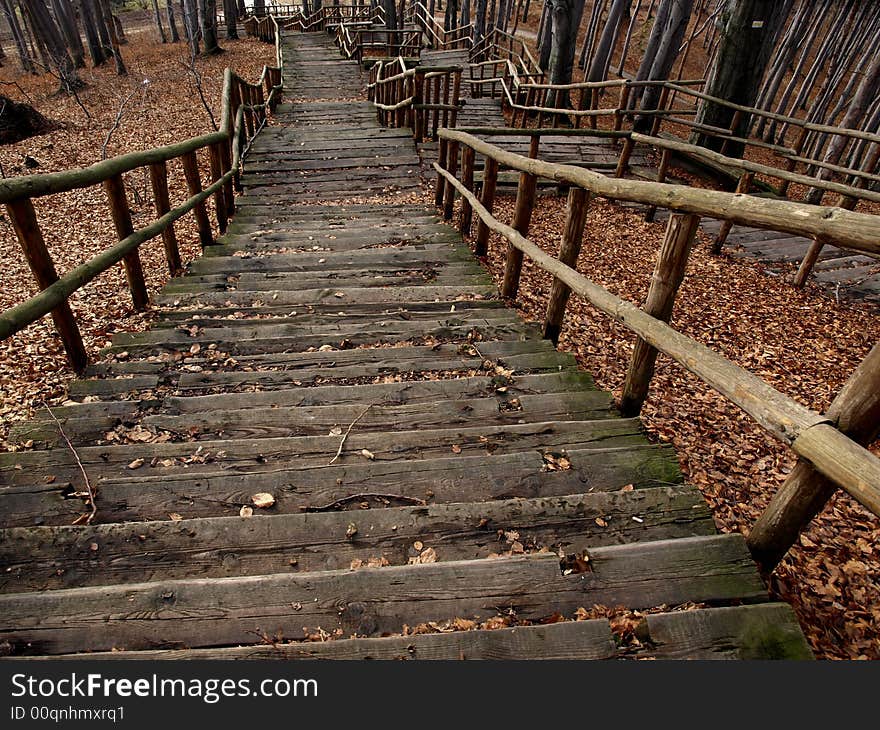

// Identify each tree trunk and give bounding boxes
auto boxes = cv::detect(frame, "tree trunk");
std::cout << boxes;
[585,0,629,83]
[546,0,586,108]
[223,0,237,39]
[632,0,672,89]
[182,0,199,53]
[87,0,110,55]
[253,0,264,13]
[635,0,694,127]
[805,50,880,204]
[537,2,552,69]
[444,0,458,31]
[20,0,80,88]
[616,0,641,75]
[75,0,105,64]
[150,0,167,42]
[97,0,125,73]
[2,0,35,72]
[473,0,487,45]
[51,0,85,68]
[166,0,180,42]
[694,0,792,155]
[382,0,397,29]
[460,0,470,28]
[198,0,221,54]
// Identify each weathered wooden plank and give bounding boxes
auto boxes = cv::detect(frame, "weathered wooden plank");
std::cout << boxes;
[0,535,765,655]
[638,604,814,660]
[0,488,714,591]
[20,619,617,660]
[0,444,682,527]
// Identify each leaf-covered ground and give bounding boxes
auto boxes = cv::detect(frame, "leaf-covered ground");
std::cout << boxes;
[0,30,274,445]
[470,191,880,660]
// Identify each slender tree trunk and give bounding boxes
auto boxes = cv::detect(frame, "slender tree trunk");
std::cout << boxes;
[166,0,180,41]
[2,0,35,71]
[96,0,125,73]
[182,0,199,53]
[223,0,237,39]
[75,0,104,64]
[546,0,586,108]
[635,0,694,124]
[473,0,486,45]
[253,0,265,13]
[150,0,167,41]
[87,0,110,55]
[198,0,221,54]
[460,0,470,28]
[538,1,552,69]
[382,0,397,29]
[805,50,880,204]
[616,0,641,75]
[694,0,792,154]
[633,0,672,88]
[51,0,85,67]
[585,0,629,82]
[20,0,81,88]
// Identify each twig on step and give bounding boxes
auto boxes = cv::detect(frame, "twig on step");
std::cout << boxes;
[328,403,374,465]
[42,402,97,524]
[302,493,427,513]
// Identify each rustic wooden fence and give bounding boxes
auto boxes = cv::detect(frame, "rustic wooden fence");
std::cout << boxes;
[0,19,284,374]
[432,127,880,569]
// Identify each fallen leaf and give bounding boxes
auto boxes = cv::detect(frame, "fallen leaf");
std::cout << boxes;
[251,492,275,509]
[127,458,144,470]
[239,506,254,518]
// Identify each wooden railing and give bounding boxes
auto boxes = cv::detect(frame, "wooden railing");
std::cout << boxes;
[409,2,472,50]
[432,127,880,569]
[0,18,285,374]
[367,58,462,141]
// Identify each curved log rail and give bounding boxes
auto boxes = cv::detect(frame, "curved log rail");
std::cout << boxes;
[409,2,472,50]
[367,57,462,141]
[0,18,285,373]
[433,127,880,569]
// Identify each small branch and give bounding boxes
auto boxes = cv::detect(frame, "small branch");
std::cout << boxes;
[101,86,140,160]
[328,403,374,465]
[42,402,97,525]
[302,493,428,513]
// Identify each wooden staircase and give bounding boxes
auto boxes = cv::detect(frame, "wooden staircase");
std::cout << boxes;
[0,32,812,660]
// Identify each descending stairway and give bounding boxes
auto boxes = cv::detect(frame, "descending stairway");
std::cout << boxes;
[0,32,813,660]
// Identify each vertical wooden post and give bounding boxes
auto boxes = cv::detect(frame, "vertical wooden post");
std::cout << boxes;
[220,136,235,216]
[501,135,540,300]
[644,148,671,223]
[103,174,149,312]
[148,161,182,275]
[793,195,857,288]
[719,110,743,156]
[180,151,214,247]
[615,136,635,177]
[435,137,449,207]
[431,73,441,139]
[613,84,631,133]
[460,145,476,236]
[711,171,754,254]
[6,198,88,372]
[443,140,460,220]
[619,213,701,417]
[779,127,807,197]
[474,156,499,256]
[649,86,670,136]
[413,70,425,140]
[450,70,461,128]
[542,187,591,344]
[208,143,229,233]
[748,341,880,571]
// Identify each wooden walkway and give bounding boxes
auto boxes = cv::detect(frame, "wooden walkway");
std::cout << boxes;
[0,33,812,659]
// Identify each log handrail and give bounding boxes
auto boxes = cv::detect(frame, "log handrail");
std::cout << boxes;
[432,128,880,561]
[0,18,285,367]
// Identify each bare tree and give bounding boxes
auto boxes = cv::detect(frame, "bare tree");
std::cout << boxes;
[75,0,106,65]
[198,0,221,54]
[2,0,35,72]
[546,0,587,108]
[151,0,167,42]
[166,0,181,42]
[223,0,237,39]
[585,0,630,83]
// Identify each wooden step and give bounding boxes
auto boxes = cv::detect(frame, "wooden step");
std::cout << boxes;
[0,488,714,591]
[0,536,766,655]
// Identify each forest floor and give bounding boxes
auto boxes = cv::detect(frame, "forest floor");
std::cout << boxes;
[2,20,879,660]
[0,30,274,445]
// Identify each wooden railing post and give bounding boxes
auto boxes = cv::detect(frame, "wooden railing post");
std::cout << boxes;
[778,127,807,198]
[434,137,449,207]
[6,198,88,372]
[542,187,591,344]
[711,171,754,254]
[793,195,857,287]
[148,161,182,275]
[644,148,671,222]
[474,156,498,256]
[220,136,235,215]
[649,86,670,136]
[442,140,460,220]
[501,135,539,299]
[459,145,476,236]
[180,151,214,247]
[615,136,635,178]
[619,212,701,416]
[748,341,880,571]
[103,174,149,311]
[208,142,229,233]
[413,70,425,140]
